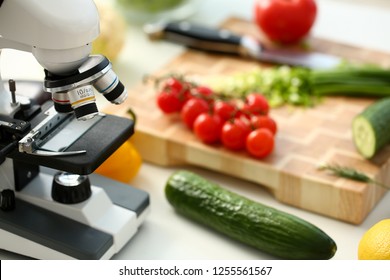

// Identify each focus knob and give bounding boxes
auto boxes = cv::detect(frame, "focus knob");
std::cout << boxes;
[0,189,16,211]
[52,172,92,204]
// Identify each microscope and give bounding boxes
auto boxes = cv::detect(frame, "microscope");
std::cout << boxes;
[0,0,150,259]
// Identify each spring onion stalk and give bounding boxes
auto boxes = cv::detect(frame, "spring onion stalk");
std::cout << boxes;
[311,66,390,96]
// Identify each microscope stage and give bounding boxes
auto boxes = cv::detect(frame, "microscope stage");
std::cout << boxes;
[9,112,135,175]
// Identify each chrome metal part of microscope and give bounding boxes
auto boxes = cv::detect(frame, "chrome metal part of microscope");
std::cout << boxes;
[18,106,86,156]
[43,55,128,121]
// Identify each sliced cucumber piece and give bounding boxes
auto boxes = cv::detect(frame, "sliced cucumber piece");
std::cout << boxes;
[352,97,390,158]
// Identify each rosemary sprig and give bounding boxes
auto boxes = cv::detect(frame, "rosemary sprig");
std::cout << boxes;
[318,164,390,190]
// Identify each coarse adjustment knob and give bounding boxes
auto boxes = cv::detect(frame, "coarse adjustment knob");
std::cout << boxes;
[51,172,92,204]
[0,189,16,211]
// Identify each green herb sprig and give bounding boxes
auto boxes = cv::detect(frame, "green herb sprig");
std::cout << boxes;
[318,164,390,190]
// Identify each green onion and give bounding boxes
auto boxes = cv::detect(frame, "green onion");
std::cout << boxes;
[310,66,390,97]
[207,64,390,108]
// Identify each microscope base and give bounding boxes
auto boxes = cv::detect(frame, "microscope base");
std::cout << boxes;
[0,171,150,259]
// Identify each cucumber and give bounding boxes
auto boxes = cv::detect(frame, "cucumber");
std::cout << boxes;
[352,97,390,158]
[165,170,337,260]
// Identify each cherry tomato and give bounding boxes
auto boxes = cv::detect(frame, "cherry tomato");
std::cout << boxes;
[246,128,274,158]
[242,93,270,117]
[193,113,223,144]
[156,89,183,114]
[213,100,238,121]
[253,0,317,44]
[162,77,185,93]
[162,77,191,105]
[192,85,214,104]
[250,115,278,135]
[180,98,210,129]
[221,118,251,150]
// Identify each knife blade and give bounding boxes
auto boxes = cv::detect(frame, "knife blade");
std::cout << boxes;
[144,21,342,69]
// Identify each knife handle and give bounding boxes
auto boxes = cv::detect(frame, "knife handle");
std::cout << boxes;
[145,21,242,55]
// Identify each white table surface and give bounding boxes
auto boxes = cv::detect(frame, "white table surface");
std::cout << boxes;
[1,0,390,260]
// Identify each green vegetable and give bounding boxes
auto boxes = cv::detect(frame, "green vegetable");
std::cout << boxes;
[208,64,390,108]
[165,170,337,260]
[352,97,390,158]
[311,66,390,96]
[209,66,315,107]
[319,164,390,190]
[117,0,185,13]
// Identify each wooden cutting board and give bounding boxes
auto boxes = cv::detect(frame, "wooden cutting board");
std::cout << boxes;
[104,18,390,224]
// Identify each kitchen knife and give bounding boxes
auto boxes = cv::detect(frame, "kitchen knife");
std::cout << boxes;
[144,21,342,69]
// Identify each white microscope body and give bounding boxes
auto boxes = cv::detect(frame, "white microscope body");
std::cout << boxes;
[0,0,97,114]
[0,0,149,259]
[0,0,97,72]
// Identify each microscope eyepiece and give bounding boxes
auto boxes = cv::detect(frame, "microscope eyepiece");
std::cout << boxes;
[43,55,127,121]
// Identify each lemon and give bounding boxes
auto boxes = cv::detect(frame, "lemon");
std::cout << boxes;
[358,219,390,260]
[92,0,127,61]
[95,139,142,183]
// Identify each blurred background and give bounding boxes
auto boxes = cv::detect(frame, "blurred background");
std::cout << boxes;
[2,0,390,85]
[1,0,390,260]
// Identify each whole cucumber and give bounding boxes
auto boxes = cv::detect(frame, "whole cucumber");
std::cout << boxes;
[165,170,337,260]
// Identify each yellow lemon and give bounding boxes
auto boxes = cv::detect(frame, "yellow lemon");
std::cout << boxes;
[358,219,390,260]
[95,139,142,183]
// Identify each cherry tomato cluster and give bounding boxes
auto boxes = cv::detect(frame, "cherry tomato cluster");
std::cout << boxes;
[155,76,278,159]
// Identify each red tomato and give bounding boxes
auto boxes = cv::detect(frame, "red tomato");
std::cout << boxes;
[162,77,191,103]
[193,113,223,144]
[221,118,251,150]
[250,115,278,135]
[162,77,185,93]
[193,86,214,104]
[246,128,274,158]
[156,89,183,114]
[180,98,210,129]
[213,100,238,121]
[254,0,317,44]
[242,93,270,117]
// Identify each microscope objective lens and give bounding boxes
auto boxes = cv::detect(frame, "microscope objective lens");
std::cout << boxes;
[44,55,127,120]
[94,69,128,104]
[68,85,99,120]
